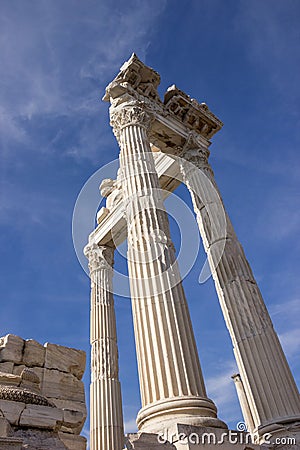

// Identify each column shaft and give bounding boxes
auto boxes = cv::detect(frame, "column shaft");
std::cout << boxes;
[180,137,300,437]
[110,104,225,433]
[85,243,124,450]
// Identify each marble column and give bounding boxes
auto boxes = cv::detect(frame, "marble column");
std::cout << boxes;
[179,132,300,439]
[232,374,255,434]
[84,243,124,450]
[109,103,226,434]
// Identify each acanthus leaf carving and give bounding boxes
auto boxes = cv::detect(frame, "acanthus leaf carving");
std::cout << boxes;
[84,243,114,273]
[110,104,153,140]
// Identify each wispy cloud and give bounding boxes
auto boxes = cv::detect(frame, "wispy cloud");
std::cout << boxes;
[124,417,138,434]
[235,0,300,106]
[271,298,300,360]
[255,187,300,242]
[0,0,167,160]
[279,329,300,359]
[206,360,241,424]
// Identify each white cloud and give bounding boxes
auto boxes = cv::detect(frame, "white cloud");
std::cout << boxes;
[0,0,167,159]
[124,417,138,434]
[271,298,300,360]
[279,328,300,359]
[271,298,300,318]
[206,360,241,424]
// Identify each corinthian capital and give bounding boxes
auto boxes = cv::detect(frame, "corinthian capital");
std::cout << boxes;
[180,131,212,172]
[84,243,114,273]
[109,104,153,140]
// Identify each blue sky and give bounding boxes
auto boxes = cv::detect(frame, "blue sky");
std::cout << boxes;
[0,0,299,441]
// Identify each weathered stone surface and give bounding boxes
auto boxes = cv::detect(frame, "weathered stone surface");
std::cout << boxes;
[41,369,85,403]
[126,432,175,449]
[0,335,87,448]
[51,399,87,418]
[0,336,24,364]
[19,404,63,429]
[19,368,41,394]
[0,373,20,386]
[61,409,85,434]
[0,363,14,374]
[0,436,23,450]
[0,400,25,425]
[12,366,25,376]
[58,431,87,450]
[44,344,86,380]
[14,429,67,450]
[23,340,45,368]
[0,416,12,437]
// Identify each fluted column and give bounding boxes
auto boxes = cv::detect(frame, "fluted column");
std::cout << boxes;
[232,374,255,434]
[109,103,226,434]
[179,132,300,439]
[84,243,124,450]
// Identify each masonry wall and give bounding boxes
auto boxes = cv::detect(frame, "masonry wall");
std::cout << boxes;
[0,334,87,450]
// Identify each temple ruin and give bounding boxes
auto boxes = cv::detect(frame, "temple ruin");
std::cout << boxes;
[84,54,300,450]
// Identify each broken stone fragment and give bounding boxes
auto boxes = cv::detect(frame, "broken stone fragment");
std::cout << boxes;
[23,339,45,367]
[0,362,14,374]
[0,372,21,387]
[0,415,13,437]
[41,369,85,403]
[0,399,25,426]
[61,408,85,434]
[58,431,87,450]
[126,432,176,449]
[44,343,86,380]
[0,335,24,364]
[19,404,63,430]
[19,368,41,394]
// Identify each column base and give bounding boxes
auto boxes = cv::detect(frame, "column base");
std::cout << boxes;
[137,396,227,434]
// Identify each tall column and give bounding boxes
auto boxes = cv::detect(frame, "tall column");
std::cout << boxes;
[232,374,255,434]
[84,243,124,450]
[179,132,300,439]
[109,102,226,434]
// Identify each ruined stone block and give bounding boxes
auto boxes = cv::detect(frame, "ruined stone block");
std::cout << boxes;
[23,340,45,368]
[19,404,63,429]
[0,336,24,364]
[44,343,86,380]
[0,400,25,426]
[0,416,12,438]
[58,431,87,450]
[0,363,14,374]
[41,369,85,403]
[61,408,85,434]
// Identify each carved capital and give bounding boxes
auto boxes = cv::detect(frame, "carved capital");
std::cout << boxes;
[179,132,210,166]
[110,105,153,140]
[84,243,114,273]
